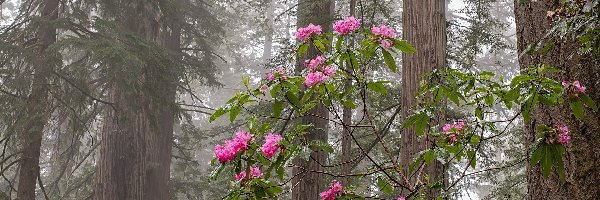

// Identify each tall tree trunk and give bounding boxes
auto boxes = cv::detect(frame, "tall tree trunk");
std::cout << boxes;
[340,0,356,186]
[400,0,446,195]
[262,0,275,62]
[94,1,175,199]
[291,0,332,199]
[514,1,600,199]
[16,0,59,199]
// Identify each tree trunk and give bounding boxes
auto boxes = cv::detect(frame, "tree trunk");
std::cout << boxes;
[514,1,600,199]
[340,0,356,186]
[291,0,332,199]
[400,0,446,195]
[262,0,275,62]
[94,2,175,199]
[15,0,59,199]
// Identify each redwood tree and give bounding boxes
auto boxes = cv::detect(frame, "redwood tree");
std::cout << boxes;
[514,0,600,199]
[291,0,333,199]
[400,0,446,194]
[94,1,176,199]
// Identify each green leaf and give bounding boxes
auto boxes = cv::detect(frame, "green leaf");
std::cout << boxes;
[415,114,428,136]
[423,149,435,166]
[300,102,317,114]
[297,43,308,56]
[348,51,359,71]
[394,40,417,53]
[367,82,388,96]
[210,108,227,122]
[475,106,484,120]
[286,91,300,109]
[569,100,584,120]
[310,141,334,153]
[522,93,537,123]
[313,39,326,52]
[484,95,494,107]
[377,177,393,194]
[273,100,283,119]
[229,105,241,122]
[257,154,271,165]
[341,100,357,109]
[467,150,476,169]
[381,49,397,73]
[580,93,598,112]
[530,145,545,166]
[335,36,344,52]
[242,76,249,88]
[276,166,285,181]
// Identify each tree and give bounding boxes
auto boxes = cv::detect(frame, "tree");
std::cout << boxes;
[291,0,333,199]
[15,0,59,199]
[400,0,446,194]
[93,1,176,199]
[514,0,600,199]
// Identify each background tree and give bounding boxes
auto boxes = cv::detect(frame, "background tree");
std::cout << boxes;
[514,0,600,199]
[400,0,446,195]
[291,0,333,199]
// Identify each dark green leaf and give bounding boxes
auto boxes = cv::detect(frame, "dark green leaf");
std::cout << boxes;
[580,93,598,112]
[273,100,283,119]
[394,40,416,53]
[569,100,584,120]
[382,49,397,72]
[297,43,308,56]
[367,82,388,96]
[210,108,227,123]
[377,177,393,194]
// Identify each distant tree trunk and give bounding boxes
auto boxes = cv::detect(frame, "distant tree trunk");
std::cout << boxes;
[291,0,332,199]
[15,0,59,199]
[262,0,275,62]
[514,1,600,199]
[94,1,175,199]
[340,0,356,186]
[400,0,446,195]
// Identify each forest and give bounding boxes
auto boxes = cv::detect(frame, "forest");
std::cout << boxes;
[0,0,599,199]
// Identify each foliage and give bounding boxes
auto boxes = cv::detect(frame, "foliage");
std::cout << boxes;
[209,16,598,199]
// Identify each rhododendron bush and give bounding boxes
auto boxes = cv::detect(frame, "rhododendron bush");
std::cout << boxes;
[207,17,598,199]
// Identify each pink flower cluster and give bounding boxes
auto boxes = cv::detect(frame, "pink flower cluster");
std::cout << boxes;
[261,134,283,159]
[397,196,406,200]
[333,16,361,35]
[320,180,343,200]
[305,55,326,70]
[214,130,252,163]
[562,80,586,95]
[303,55,336,88]
[442,121,467,144]
[235,166,263,182]
[296,23,322,41]
[556,125,571,145]
[267,67,288,82]
[371,25,397,49]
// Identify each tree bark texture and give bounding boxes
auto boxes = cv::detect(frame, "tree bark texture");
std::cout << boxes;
[400,0,446,194]
[514,1,600,199]
[16,0,59,199]
[291,0,333,199]
[94,1,176,199]
[340,0,356,186]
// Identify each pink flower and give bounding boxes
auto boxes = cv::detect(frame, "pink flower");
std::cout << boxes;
[267,72,275,81]
[558,133,571,144]
[381,39,393,49]
[442,124,453,133]
[322,65,336,76]
[215,144,236,163]
[260,84,269,94]
[296,23,322,41]
[557,125,570,135]
[573,81,586,93]
[446,134,458,144]
[397,196,406,200]
[275,67,284,73]
[261,134,283,159]
[371,25,397,38]
[214,130,253,163]
[235,167,263,182]
[305,55,326,70]
[305,71,329,88]
[333,16,361,35]
[454,121,466,130]
[320,180,343,200]
[563,80,587,95]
